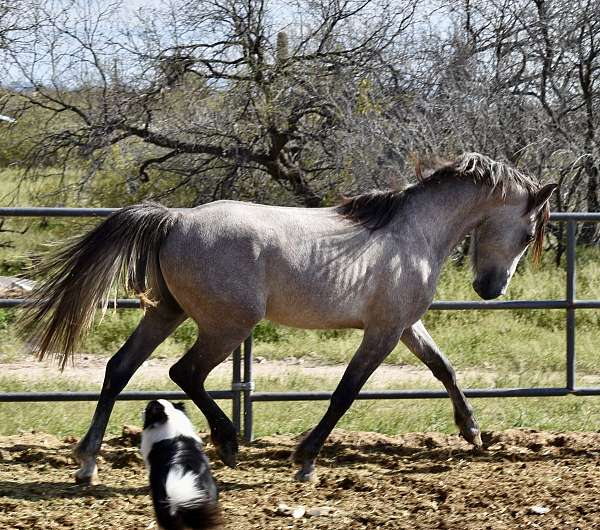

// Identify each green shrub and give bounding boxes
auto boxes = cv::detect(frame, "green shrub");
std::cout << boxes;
[253,321,283,343]
[171,320,197,349]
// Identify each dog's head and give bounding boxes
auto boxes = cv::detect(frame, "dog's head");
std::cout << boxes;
[142,399,188,430]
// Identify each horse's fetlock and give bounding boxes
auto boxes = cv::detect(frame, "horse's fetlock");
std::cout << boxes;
[294,438,321,465]
[294,463,318,482]
[212,435,238,468]
[458,414,482,447]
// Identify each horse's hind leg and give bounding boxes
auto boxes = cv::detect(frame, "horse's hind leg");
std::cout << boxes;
[293,327,402,481]
[169,329,252,468]
[401,320,482,447]
[74,304,185,484]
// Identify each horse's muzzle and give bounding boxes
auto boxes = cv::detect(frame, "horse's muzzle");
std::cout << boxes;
[472,273,507,300]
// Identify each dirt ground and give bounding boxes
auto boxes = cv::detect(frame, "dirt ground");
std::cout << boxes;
[1,429,600,529]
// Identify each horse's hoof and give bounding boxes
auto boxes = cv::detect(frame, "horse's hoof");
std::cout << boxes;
[217,441,238,469]
[461,425,483,448]
[294,468,317,483]
[72,449,99,485]
[293,456,317,482]
[74,467,99,486]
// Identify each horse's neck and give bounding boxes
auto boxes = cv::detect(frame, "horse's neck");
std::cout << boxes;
[397,178,494,266]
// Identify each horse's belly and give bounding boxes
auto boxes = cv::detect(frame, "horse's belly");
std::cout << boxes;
[268,311,363,330]
[265,292,365,330]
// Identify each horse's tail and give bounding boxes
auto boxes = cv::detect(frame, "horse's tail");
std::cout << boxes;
[19,202,179,368]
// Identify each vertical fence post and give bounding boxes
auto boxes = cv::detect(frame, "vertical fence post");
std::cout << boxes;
[566,220,576,391]
[242,335,254,442]
[231,346,242,434]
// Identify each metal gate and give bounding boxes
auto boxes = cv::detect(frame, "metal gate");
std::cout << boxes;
[1,207,599,443]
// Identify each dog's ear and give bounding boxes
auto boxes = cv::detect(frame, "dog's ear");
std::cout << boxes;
[144,400,167,428]
[173,402,187,414]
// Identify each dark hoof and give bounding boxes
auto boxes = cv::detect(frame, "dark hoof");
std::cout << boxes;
[459,421,483,448]
[291,447,317,482]
[216,439,238,468]
[294,467,318,482]
[292,456,317,482]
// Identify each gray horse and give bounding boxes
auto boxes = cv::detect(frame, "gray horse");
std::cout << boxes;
[21,153,556,483]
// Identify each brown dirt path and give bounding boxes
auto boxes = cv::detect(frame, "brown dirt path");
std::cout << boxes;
[1,429,600,529]
[0,354,445,386]
[6,354,600,387]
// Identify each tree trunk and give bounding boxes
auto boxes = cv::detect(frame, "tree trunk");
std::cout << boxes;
[578,160,599,245]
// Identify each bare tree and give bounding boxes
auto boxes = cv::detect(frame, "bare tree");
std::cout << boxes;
[374,0,599,253]
[0,0,13,48]
[3,0,418,206]
[447,0,600,244]
[4,0,599,261]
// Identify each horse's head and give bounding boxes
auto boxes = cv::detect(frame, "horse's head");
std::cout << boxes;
[471,183,557,300]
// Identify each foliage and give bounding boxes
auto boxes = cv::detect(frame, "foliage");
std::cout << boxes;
[252,321,282,344]
[0,1,598,250]
[0,0,419,207]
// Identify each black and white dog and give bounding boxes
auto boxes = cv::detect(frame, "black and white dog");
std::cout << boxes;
[141,399,221,530]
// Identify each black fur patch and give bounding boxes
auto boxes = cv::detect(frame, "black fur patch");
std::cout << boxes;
[148,435,221,529]
[173,402,187,414]
[143,400,168,429]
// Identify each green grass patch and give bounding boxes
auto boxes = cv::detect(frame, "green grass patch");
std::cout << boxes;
[2,374,600,438]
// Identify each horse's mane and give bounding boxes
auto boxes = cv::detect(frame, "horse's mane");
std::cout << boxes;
[334,189,408,231]
[451,152,539,196]
[336,152,549,262]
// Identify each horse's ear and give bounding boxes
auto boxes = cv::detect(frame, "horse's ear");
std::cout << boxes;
[530,183,557,213]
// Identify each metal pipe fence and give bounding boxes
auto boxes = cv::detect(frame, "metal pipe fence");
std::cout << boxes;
[1,208,599,444]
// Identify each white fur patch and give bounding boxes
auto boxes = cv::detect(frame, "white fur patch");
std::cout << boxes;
[164,465,207,516]
[140,399,201,465]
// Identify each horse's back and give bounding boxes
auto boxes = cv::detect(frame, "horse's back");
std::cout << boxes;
[167,200,345,258]
[159,200,388,330]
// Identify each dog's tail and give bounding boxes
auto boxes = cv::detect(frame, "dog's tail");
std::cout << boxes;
[165,466,222,529]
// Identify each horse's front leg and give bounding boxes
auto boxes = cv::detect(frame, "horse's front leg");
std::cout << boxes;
[292,327,402,481]
[401,320,482,447]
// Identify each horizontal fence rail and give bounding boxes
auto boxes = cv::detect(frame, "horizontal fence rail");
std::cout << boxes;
[0,208,599,442]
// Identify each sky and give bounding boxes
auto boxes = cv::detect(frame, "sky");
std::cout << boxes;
[2,0,449,87]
